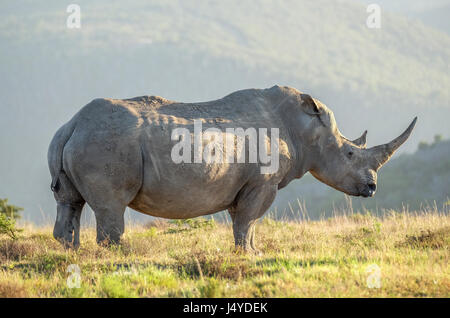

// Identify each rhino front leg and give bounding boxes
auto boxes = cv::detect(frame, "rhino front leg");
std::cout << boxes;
[229,184,277,253]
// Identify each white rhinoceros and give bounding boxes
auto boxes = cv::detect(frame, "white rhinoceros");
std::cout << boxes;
[48,85,416,251]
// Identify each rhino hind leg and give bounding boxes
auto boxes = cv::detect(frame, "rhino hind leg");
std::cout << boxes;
[62,135,143,246]
[89,201,126,245]
[77,187,132,245]
[229,184,277,253]
[73,171,139,246]
[52,171,85,249]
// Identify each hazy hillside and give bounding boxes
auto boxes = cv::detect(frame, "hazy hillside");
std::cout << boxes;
[357,0,450,34]
[0,0,449,222]
[273,137,450,218]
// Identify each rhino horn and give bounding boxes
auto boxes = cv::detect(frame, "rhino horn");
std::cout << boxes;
[352,130,367,148]
[369,117,417,169]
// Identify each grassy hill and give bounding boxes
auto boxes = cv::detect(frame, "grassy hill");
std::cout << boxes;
[0,212,449,297]
[0,0,449,222]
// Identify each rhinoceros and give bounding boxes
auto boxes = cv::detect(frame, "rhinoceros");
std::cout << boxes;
[48,85,416,251]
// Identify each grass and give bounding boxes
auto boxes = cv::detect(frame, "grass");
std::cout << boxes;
[0,211,448,297]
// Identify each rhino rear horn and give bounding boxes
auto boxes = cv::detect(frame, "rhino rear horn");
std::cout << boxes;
[352,130,367,148]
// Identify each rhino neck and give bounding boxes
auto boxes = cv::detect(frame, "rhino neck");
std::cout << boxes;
[293,133,316,176]
[268,86,316,188]
[277,127,315,189]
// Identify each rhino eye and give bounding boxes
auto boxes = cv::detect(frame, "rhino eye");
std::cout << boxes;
[347,151,354,158]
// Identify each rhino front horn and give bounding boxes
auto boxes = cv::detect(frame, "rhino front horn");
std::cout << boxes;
[369,117,417,169]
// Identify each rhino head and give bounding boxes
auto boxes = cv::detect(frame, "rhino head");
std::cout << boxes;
[292,93,417,197]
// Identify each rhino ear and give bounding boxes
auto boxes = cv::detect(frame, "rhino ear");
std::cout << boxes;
[300,94,326,126]
[300,94,320,114]
[352,130,368,148]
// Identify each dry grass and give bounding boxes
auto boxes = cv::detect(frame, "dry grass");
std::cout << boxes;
[0,211,449,297]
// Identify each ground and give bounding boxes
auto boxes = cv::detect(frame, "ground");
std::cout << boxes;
[0,212,448,297]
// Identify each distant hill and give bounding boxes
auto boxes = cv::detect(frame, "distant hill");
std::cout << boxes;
[273,136,450,219]
[0,0,449,222]
[357,0,450,34]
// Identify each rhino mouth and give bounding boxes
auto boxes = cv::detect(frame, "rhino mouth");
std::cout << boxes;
[358,183,376,198]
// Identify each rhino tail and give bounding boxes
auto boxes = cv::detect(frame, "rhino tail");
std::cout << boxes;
[48,119,77,193]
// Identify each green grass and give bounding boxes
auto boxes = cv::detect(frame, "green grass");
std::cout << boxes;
[0,212,448,297]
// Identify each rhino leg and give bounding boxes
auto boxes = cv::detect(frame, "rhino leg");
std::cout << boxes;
[229,184,277,253]
[249,225,257,251]
[54,203,83,248]
[52,172,85,249]
[92,203,125,245]
[60,127,142,246]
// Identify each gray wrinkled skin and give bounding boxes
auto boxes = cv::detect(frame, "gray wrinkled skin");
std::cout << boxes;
[48,85,417,251]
